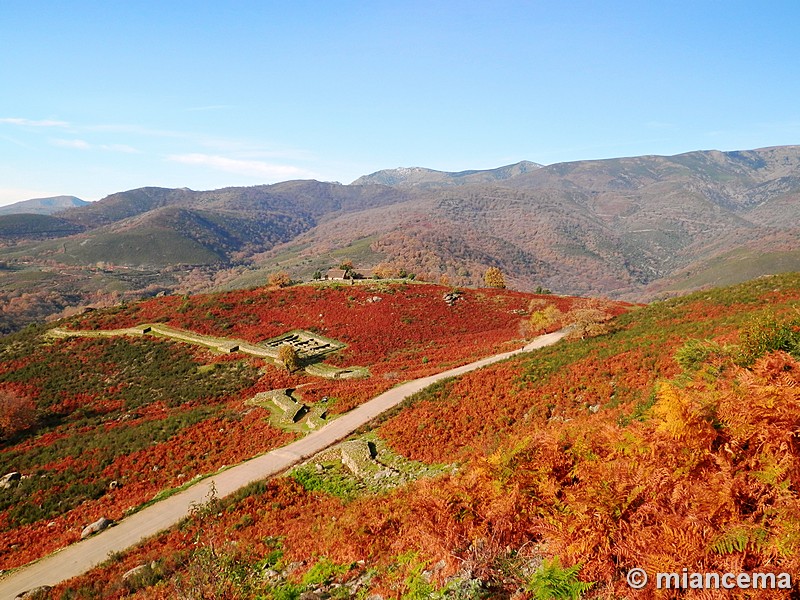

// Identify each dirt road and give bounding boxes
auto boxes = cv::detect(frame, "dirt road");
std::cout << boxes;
[0,329,567,598]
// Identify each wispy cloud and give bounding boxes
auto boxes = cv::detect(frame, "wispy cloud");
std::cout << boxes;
[186,105,235,112]
[0,117,69,127]
[0,134,32,148]
[50,138,140,153]
[100,143,139,153]
[167,153,316,180]
[85,123,188,139]
[52,138,92,150]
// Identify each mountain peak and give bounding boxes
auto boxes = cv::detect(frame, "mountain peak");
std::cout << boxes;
[0,195,88,216]
[351,160,542,188]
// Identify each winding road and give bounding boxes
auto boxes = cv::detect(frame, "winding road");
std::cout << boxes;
[0,329,567,598]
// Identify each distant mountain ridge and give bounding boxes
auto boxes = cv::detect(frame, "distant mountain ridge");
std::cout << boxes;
[1,145,800,334]
[351,160,541,188]
[23,181,414,267]
[0,195,87,216]
[264,145,800,298]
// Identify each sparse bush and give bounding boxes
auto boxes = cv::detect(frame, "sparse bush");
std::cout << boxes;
[278,344,300,371]
[736,311,800,366]
[529,304,562,335]
[565,307,613,340]
[374,262,397,279]
[483,267,506,289]
[269,271,292,288]
[0,388,36,440]
[674,339,730,372]
[526,557,593,600]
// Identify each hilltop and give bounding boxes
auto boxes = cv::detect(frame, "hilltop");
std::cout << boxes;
[351,160,542,188]
[8,272,799,599]
[0,196,87,216]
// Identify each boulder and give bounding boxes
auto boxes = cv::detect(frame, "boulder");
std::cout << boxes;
[122,561,157,582]
[14,586,51,599]
[1,471,21,489]
[81,516,113,539]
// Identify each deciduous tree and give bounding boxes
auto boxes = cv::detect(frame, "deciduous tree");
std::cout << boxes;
[268,271,292,288]
[0,389,36,440]
[484,267,506,289]
[278,344,300,371]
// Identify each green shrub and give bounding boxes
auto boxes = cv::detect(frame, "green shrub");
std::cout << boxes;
[526,557,593,600]
[674,339,728,372]
[302,557,349,587]
[736,312,800,366]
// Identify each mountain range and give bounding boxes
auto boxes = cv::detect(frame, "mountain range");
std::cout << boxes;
[0,146,799,332]
[0,195,87,216]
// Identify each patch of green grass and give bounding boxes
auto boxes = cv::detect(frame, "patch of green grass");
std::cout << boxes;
[290,432,451,501]
[302,557,350,587]
[290,463,362,501]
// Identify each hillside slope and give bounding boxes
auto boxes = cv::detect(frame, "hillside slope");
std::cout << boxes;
[261,146,800,297]
[0,214,84,240]
[39,272,800,599]
[0,282,601,575]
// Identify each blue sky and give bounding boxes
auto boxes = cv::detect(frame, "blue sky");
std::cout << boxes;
[1,1,799,205]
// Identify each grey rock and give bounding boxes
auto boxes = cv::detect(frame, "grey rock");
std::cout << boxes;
[81,516,113,539]
[122,563,149,581]
[15,586,51,599]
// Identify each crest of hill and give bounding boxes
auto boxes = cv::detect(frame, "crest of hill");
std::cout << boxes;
[0,195,87,216]
[351,160,542,188]
[506,145,800,207]
[1,146,800,335]
[56,181,414,229]
[14,182,416,267]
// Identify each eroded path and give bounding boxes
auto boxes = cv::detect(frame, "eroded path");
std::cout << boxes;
[0,330,567,598]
